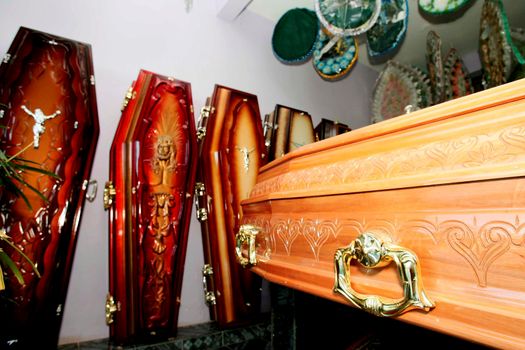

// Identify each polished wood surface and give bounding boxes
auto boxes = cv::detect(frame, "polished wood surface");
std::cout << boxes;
[197,85,266,326]
[0,27,99,349]
[108,70,197,343]
[241,80,525,349]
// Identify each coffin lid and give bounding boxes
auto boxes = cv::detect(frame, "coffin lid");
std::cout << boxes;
[246,80,525,204]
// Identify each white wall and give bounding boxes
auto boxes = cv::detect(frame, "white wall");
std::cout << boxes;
[0,0,378,344]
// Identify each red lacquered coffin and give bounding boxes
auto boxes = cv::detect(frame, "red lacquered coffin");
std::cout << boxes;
[195,85,266,326]
[105,70,197,344]
[263,105,315,161]
[0,27,99,348]
[237,80,525,349]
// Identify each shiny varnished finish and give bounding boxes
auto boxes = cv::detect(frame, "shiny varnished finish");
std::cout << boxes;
[314,118,351,140]
[241,80,525,349]
[197,85,266,326]
[0,27,99,348]
[265,105,314,162]
[108,70,197,344]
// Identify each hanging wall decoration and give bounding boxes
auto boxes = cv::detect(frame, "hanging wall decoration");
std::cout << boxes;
[272,8,319,63]
[314,0,382,37]
[418,0,473,17]
[479,0,523,88]
[371,61,423,123]
[313,29,358,81]
[426,30,445,104]
[443,48,474,100]
[366,0,408,59]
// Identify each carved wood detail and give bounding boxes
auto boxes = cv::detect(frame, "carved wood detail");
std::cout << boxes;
[243,214,525,287]
[251,123,525,197]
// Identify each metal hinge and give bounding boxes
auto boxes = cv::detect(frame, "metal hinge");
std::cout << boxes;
[2,53,11,64]
[103,181,116,210]
[202,264,216,305]
[105,293,121,325]
[197,98,213,141]
[83,179,98,202]
[121,86,136,111]
[90,75,95,86]
[194,182,208,221]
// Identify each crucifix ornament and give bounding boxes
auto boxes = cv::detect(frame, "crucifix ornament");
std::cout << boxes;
[21,105,61,148]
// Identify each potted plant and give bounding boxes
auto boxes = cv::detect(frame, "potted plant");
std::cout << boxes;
[0,114,59,292]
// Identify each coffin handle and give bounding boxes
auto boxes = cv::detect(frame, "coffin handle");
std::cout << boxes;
[235,224,259,267]
[333,232,435,317]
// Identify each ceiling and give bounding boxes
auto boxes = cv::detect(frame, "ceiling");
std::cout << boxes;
[247,0,525,71]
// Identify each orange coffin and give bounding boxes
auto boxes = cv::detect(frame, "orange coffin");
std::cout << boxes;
[238,80,525,349]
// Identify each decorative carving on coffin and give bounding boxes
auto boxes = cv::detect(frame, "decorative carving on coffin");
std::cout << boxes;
[251,123,525,198]
[0,27,99,348]
[242,214,525,287]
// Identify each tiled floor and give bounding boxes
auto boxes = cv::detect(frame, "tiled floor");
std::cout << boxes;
[59,318,271,350]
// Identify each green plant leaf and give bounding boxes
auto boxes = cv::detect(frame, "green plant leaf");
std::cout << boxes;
[0,250,25,286]
[0,263,5,291]
[0,235,40,278]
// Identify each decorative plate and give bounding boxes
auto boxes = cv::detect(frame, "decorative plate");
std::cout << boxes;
[314,0,382,37]
[479,0,521,88]
[313,29,358,81]
[371,61,420,123]
[426,30,445,104]
[272,8,319,63]
[418,0,473,16]
[366,0,408,58]
[443,48,474,100]
[403,65,433,108]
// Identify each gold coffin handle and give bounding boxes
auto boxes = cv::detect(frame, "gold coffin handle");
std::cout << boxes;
[235,224,260,267]
[334,232,435,317]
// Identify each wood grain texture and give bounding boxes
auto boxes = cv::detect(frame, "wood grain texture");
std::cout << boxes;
[241,79,525,349]
[197,85,266,326]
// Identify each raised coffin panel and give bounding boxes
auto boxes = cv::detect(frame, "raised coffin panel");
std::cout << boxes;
[0,27,99,348]
[240,80,525,350]
[107,70,197,344]
[196,85,266,326]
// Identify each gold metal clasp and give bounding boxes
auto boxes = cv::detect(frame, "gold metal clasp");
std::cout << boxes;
[194,182,208,221]
[197,98,213,141]
[334,232,435,317]
[121,86,136,111]
[105,293,120,325]
[235,224,260,267]
[202,264,216,305]
[103,181,116,210]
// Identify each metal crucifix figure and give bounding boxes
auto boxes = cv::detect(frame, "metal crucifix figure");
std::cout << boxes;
[21,105,61,148]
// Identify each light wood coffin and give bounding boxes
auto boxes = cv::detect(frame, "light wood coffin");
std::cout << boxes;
[239,80,525,349]
[106,70,197,344]
[0,27,99,348]
[196,85,266,326]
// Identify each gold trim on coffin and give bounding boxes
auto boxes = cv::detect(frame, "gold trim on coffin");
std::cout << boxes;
[334,232,435,317]
[235,224,260,267]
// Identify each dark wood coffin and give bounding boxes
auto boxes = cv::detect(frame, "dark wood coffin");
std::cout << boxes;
[314,118,351,141]
[263,105,315,161]
[105,70,197,344]
[237,80,525,349]
[0,27,99,348]
[195,85,266,326]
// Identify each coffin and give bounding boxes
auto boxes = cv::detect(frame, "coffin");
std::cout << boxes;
[0,27,99,348]
[314,118,351,141]
[196,85,266,326]
[263,105,315,161]
[105,70,197,344]
[238,79,525,349]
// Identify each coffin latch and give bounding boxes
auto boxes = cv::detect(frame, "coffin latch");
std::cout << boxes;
[333,232,435,317]
[202,264,216,305]
[103,181,116,210]
[194,182,208,221]
[197,98,213,141]
[235,224,260,267]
